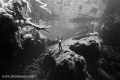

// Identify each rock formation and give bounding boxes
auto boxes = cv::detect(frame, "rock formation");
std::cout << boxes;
[1,0,120,80]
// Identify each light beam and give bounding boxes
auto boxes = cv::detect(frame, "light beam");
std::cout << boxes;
[35,0,52,14]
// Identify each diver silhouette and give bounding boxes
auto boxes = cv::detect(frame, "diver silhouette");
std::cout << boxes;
[57,35,63,51]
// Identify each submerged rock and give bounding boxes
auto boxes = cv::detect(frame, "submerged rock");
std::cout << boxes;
[0,14,48,77]
[24,35,120,80]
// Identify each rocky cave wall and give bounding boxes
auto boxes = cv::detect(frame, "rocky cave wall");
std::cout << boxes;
[1,0,120,80]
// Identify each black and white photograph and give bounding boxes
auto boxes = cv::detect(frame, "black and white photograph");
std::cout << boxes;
[1,0,120,80]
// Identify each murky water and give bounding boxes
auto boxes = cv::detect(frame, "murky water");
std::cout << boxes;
[29,0,106,39]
